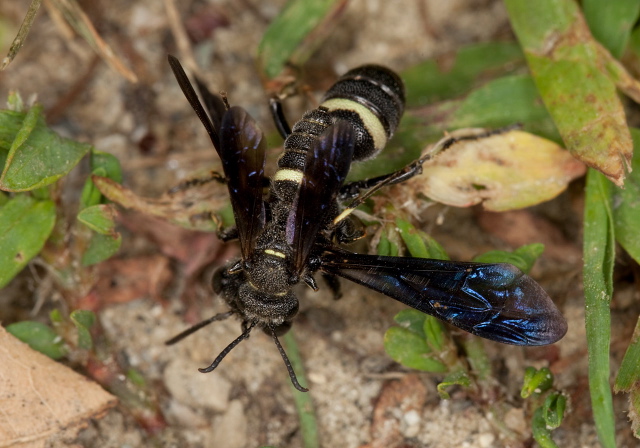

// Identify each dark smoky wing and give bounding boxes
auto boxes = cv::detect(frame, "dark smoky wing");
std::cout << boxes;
[287,121,355,275]
[195,76,226,137]
[168,55,221,153]
[320,250,567,346]
[220,106,267,259]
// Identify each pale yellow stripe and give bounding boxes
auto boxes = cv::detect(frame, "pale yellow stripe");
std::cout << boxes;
[264,249,286,259]
[321,98,387,150]
[273,168,304,184]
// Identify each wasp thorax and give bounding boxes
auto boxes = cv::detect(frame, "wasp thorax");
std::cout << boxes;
[245,251,293,295]
[237,282,299,326]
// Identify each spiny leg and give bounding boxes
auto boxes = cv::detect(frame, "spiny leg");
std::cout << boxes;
[334,125,521,226]
[322,273,342,300]
[168,171,227,195]
[165,311,234,345]
[269,325,309,392]
[269,96,292,139]
[199,321,256,373]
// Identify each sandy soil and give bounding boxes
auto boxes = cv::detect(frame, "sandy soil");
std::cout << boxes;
[1,0,637,447]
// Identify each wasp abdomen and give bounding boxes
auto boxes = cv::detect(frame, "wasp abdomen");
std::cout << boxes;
[273,108,333,202]
[321,64,405,161]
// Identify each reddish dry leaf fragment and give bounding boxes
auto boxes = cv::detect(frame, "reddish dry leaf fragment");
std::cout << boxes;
[87,254,171,309]
[119,212,222,277]
[0,326,116,448]
[406,130,585,212]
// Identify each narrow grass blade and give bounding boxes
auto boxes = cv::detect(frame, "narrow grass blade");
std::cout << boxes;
[613,128,640,264]
[257,0,347,80]
[583,168,616,448]
[583,0,640,58]
[281,331,318,448]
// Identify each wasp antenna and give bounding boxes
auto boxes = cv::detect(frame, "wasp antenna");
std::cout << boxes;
[165,311,234,345]
[199,321,256,373]
[270,325,309,393]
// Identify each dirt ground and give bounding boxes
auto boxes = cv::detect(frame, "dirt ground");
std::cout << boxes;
[1,0,638,447]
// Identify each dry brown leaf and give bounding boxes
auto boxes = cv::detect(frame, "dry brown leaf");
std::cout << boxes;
[0,326,116,448]
[406,130,585,211]
[93,175,227,232]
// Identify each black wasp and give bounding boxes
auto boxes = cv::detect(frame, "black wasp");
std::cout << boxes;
[165,55,567,392]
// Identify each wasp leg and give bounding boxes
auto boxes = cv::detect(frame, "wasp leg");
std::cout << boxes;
[335,126,521,225]
[269,96,292,139]
[322,273,342,300]
[168,171,227,195]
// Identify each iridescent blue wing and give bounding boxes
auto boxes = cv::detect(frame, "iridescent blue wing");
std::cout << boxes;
[320,249,567,345]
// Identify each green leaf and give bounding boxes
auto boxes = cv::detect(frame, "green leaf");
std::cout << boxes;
[49,308,64,324]
[460,336,491,381]
[583,168,616,448]
[423,316,445,352]
[70,309,96,350]
[80,169,105,210]
[402,41,525,107]
[542,392,567,429]
[473,243,544,274]
[583,0,640,59]
[613,128,640,264]
[395,218,449,260]
[532,407,560,448]
[91,150,122,183]
[77,203,121,265]
[383,326,446,372]
[615,315,640,393]
[6,321,66,359]
[81,231,121,266]
[257,0,346,79]
[80,150,123,209]
[0,195,55,288]
[521,366,554,398]
[436,370,471,399]
[77,204,117,235]
[505,0,632,186]
[377,233,400,257]
[445,75,559,139]
[393,309,427,336]
[126,368,147,387]
[0,108,91,191]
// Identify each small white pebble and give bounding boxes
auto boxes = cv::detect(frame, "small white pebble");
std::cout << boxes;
[478,432,495,447]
